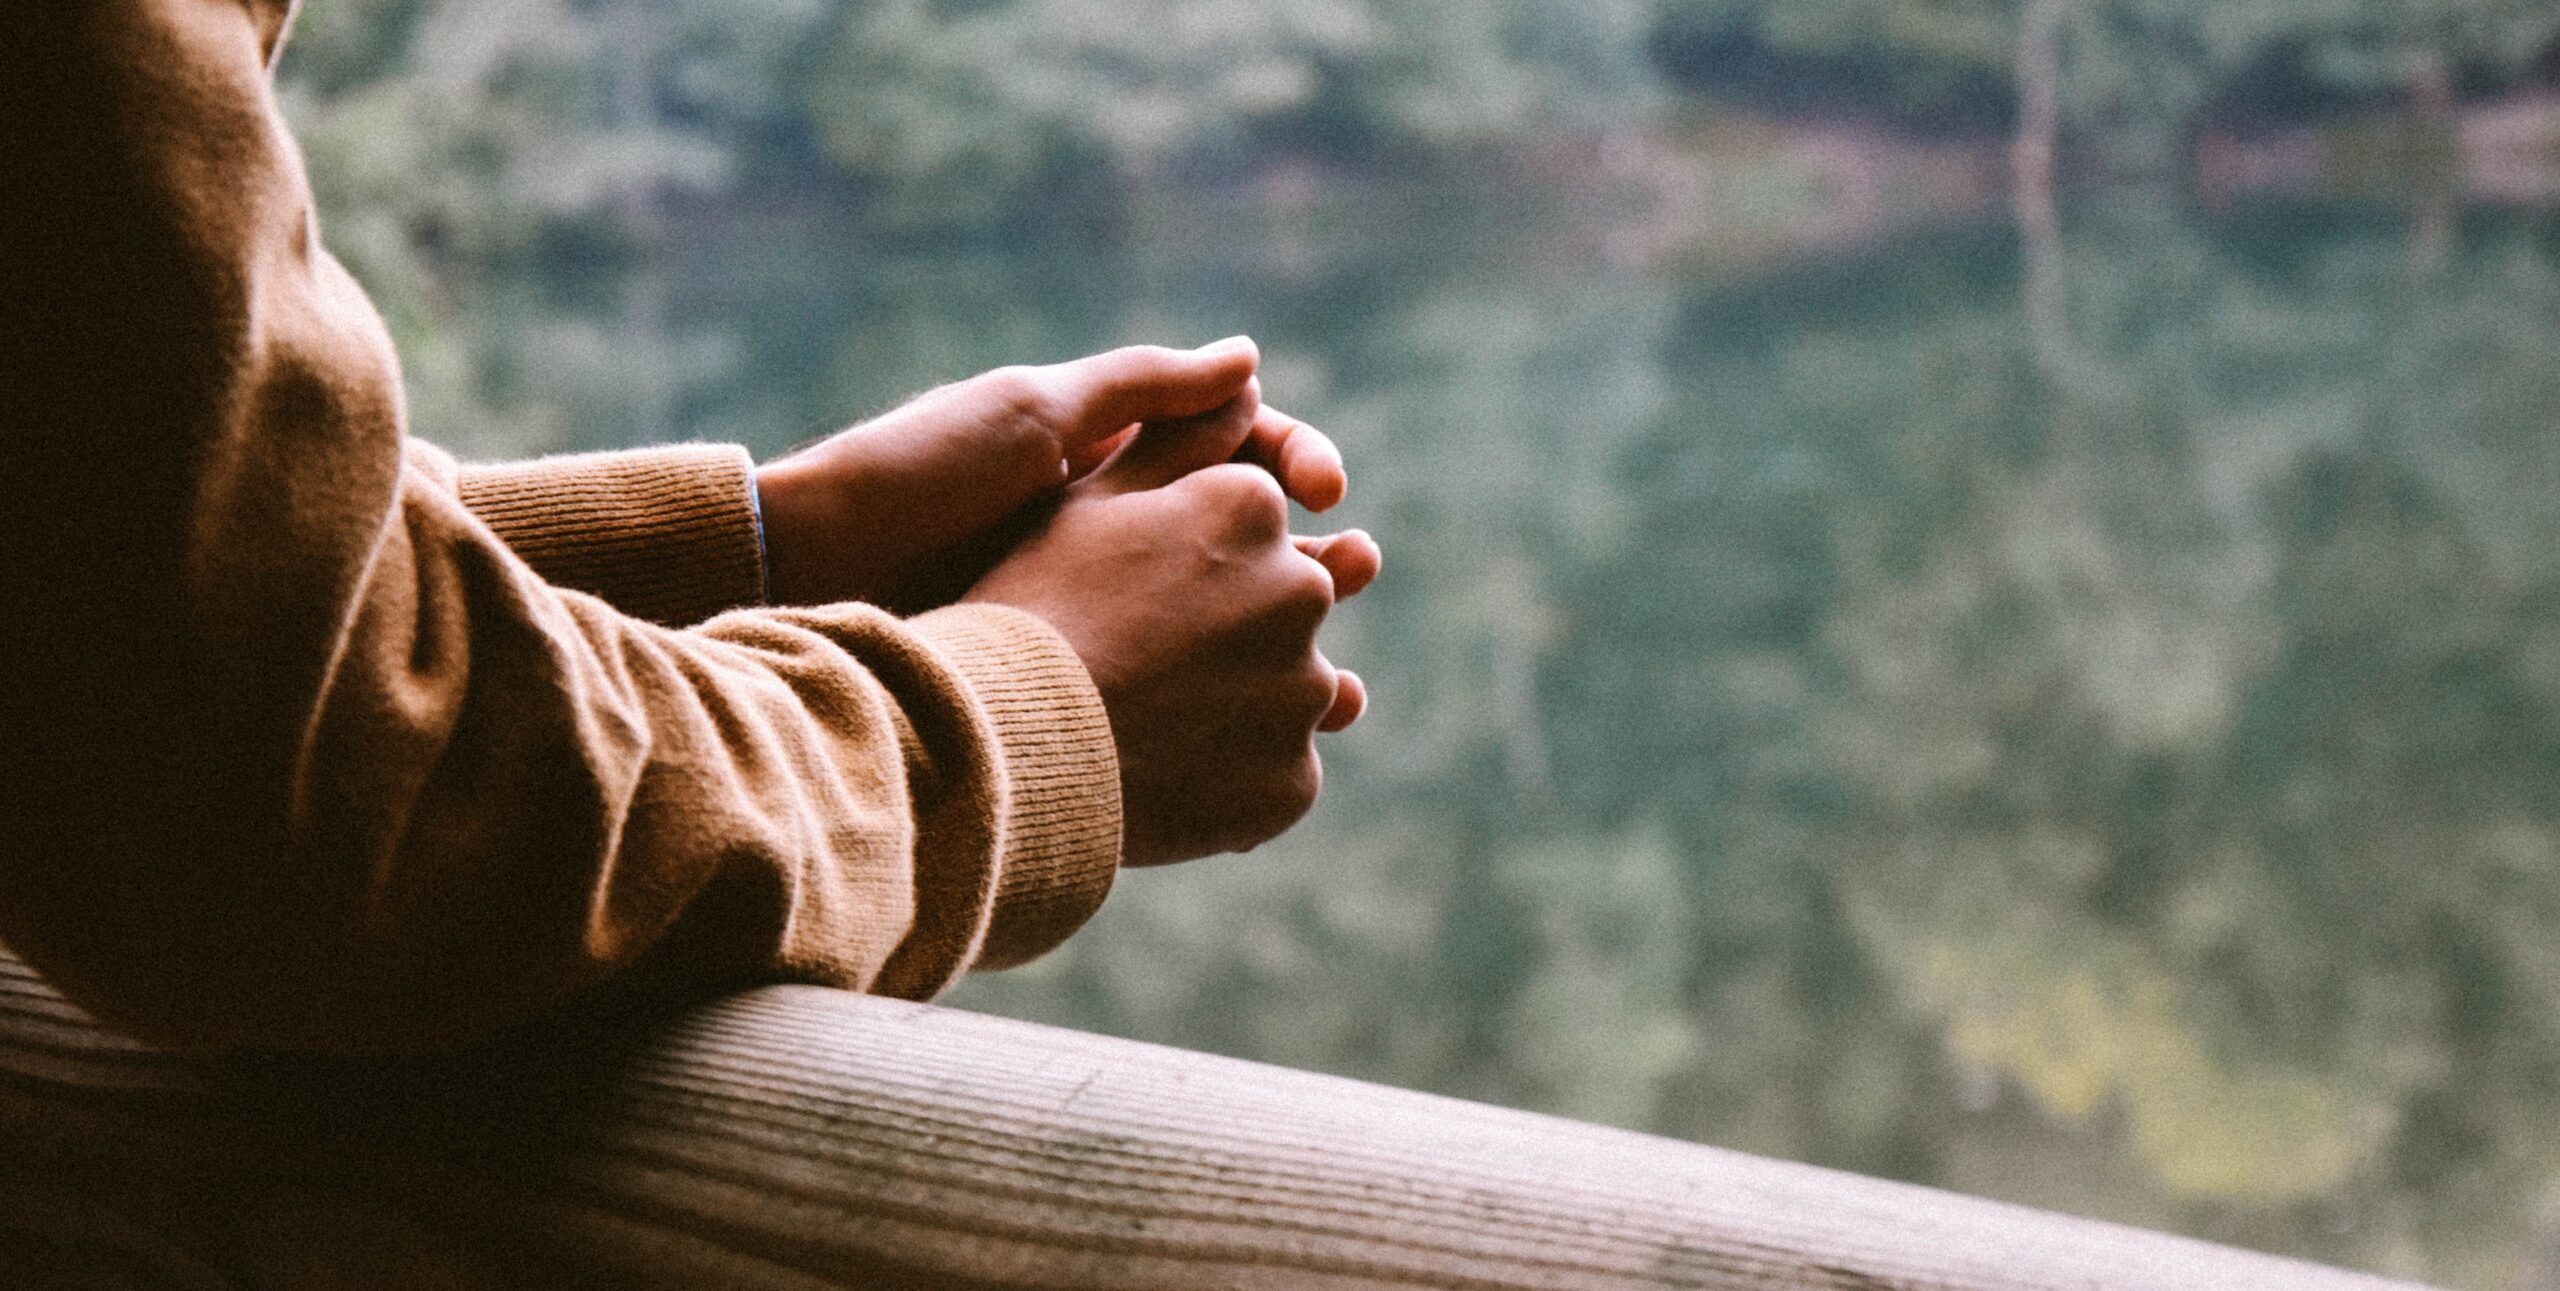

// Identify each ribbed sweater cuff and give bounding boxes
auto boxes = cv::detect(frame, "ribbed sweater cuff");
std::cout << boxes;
[907,604,1122,972]
[454,445,765,627]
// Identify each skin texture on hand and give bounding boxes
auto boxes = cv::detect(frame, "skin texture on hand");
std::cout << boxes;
[965,388,1381,867]
[755,339,1350,613]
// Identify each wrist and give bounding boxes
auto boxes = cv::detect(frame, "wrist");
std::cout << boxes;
[753,455,864,607]
[746,465,773,603]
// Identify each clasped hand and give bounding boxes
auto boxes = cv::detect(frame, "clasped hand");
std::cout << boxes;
[754,338,1380,865]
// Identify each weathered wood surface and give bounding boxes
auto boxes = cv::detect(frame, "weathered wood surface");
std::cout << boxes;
[0,948,2430,1290]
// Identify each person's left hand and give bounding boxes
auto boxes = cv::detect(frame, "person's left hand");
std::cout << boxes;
[754,338,1348,612]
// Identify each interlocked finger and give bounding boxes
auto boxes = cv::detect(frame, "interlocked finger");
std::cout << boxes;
[1235,405,1348,512]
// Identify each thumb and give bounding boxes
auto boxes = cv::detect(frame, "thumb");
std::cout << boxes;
[1087,377,1263,494]
[1041,336,1260,452]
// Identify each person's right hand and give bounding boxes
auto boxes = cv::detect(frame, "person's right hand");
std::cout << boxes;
[964,385,1381,866]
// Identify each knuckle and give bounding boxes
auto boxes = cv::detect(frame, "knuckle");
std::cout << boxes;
[1292,666,1339,726]
[970,366,1072,471]
[1210,705,1328,853]
[1230,756,1321,853]
[1283,557,1336,616]
[1110,343,1181,369]
[974,366,1054,430]
[1252,556,1334,639]
[1195,463,1289,530]
[1273,750,1323,828]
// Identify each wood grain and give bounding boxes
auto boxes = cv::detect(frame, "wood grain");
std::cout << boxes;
[0,948,2432,1289]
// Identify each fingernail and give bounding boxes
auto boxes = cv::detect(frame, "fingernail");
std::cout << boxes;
[1200,335,1254,355]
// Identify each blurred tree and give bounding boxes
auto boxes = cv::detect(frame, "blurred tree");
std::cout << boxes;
[1648,0,2017,130]
[801,0,1657,228]
[280,0,824,454]
[1547,205,2560,1282]
[1650,0,2560,160]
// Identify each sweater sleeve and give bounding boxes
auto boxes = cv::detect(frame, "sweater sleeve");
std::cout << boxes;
[0,0,1118,1054]
[445,444,769,627]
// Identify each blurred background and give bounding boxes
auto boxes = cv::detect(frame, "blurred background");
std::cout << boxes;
[278,2,2560,1284]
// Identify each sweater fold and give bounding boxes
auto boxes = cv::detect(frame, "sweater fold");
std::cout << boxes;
[0,0,1122,1054]
[453,445,767,627]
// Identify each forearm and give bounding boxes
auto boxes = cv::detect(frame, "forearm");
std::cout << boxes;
[441,443,769,626]
[0,0,1117,1054]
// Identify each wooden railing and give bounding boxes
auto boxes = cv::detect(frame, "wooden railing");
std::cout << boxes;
[0,948,2430,1289]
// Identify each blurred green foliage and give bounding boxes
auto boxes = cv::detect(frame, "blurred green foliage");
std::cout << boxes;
[272,2,2560,1286]
[946,196,2560,1287]
[275,0,2558,448]
[805,0,1655,223]
[275,0,2559,447]
[1652,0,2558,123]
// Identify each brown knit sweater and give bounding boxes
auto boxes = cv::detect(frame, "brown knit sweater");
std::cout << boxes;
[0,0,1120,1053]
